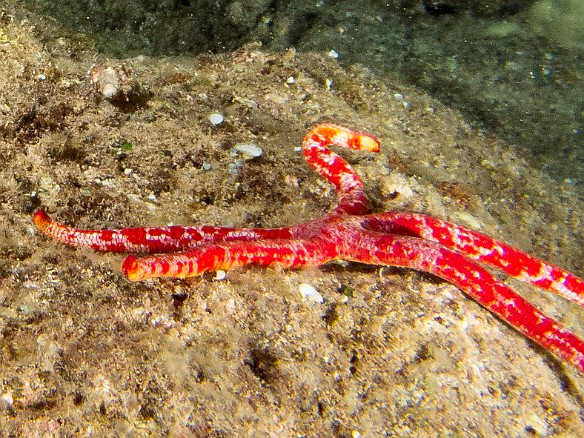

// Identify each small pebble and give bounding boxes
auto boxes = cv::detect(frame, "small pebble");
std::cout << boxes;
[226,298,236,313]
[299,283,323,303]
[328,49,339,59]
[214,270,226,280]
[91,66,120,99]
[208,112,224,125]
[1,392,13,405]
[233,143,263,159]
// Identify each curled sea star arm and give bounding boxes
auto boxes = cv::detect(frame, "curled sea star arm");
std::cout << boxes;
[343,231,584,372]
[32,209,294,253]
[121,237,339,281]
[302,123,380,215]
[361,212,584,306]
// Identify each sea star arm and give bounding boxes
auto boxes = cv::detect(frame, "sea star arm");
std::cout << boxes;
[362,212,584,306]
[120,226,584,373]
[32,209,294,253]
[32,124,379,252]
[303,123,380,215]
[121,238,338,281]
[343,232,584,373]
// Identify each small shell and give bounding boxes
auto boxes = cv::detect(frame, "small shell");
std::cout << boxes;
[208,112,224,125]
[88,64,135,101]
[327,49,339,59]
[89,66,119,99]
[233,143,263,159]
[298,283,323,303]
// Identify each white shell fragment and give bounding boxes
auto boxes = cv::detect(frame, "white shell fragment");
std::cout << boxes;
[208,112,224,125]
[233,143,263,159]
[87,64,135,101]
[96,67,119,98]
[327,49,339,59]
[88,66,120,99]
[298,283,323,303]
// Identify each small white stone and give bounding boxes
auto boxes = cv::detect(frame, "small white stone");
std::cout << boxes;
[95,66,122,99]
[233,143,263,159]
[1,392,14,405]
[208,112,224,125]
[327,49,339,59]
[286,76,295,84]
[299,283,323,303]
[527,414,549,436]
[226,298,236,313]
[214,270,226,280]
[101,83,118,99]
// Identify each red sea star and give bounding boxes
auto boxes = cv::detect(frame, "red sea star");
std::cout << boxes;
[33,124,584,372]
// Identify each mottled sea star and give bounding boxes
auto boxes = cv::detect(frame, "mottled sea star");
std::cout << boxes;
[34,124,584,372]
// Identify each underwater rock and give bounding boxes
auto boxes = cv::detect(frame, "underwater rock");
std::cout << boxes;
[527,0,584,51]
